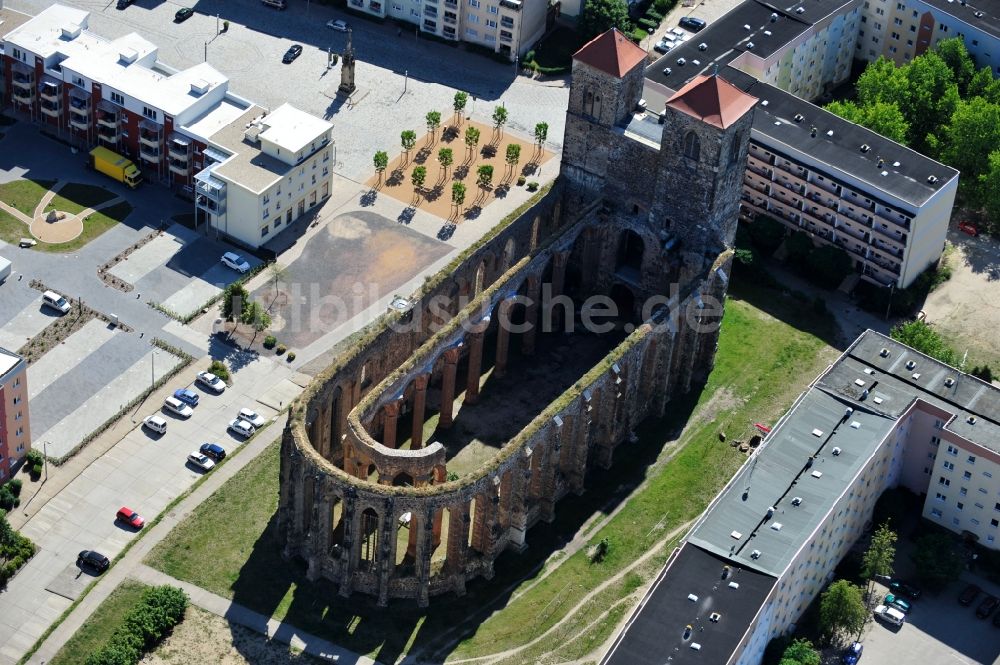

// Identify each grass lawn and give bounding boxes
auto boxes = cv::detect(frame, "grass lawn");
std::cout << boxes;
[0,179,55,217]
[145,277,838,664]
[0,207,27,245]
[45,183,117,216]
[35,201,132,254]
[48,580,150,665]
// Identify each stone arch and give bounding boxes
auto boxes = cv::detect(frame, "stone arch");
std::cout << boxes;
[366,464,378,482]
[330,496,345,557]
[393,472,414,487]
[501,237,516,273]
[616,229,645,276]
[398,509,415,568]
[467,495,479,551]
[610,283,638,323]
[729,133,741,166]
[359,507,380,570]
[530,216,541,251]
[474,260,486,296]
[683,131,700,161]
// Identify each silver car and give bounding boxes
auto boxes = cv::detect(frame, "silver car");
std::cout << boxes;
[228,419,255,438]
[187,452,215,471]
[238,408,267,427]
[163,396,193,418]
[196,371,226,394]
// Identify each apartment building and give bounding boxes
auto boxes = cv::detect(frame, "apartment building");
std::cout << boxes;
[1,5,335,249]
[734,75,958,288]
[0,347,30,484]
[603,330,1000,665]
[348,0,545,59]
[858,0,1000,73]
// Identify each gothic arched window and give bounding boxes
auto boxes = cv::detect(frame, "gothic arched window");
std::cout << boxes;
[730,134,741,165]
[683,131,701,161]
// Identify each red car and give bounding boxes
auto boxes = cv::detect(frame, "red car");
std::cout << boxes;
[958,221,979,236]
[116,506,145,529]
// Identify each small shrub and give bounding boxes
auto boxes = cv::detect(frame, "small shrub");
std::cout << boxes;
[638,17,658,30]
[7,479,22,497]
[0,487,17,510]
[630,27,648,42]
[524,49,536,62]
[30,463,42,478]
[208,360,230,383]
[517,175,526,186]
[286,352,296,362]
[263,335,277,349]
[25,449,43,468]
[645,9,663,20]
[276,344,287,355]
[526,181,540,192]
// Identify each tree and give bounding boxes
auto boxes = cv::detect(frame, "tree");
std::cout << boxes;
[935,37,975,96]
[426,110,442,141]
[856,57,910,110]
[505,143,521,173]
[979,149,1000,234]
[746,214,786,253]
[438,148,454,177]
[825,100,909,145]
[222,282,249,321]
[452,181,467,209]
[890,319,956,365]
[941,98,1000,203]
[534,122,549,151]
[464,126,481,157]
[779,638,821,665]
[819,580,867,645]
[453,91,469,122]
[268,262,288,296]
[968,66,1000,104]
[901,52,959,153]
[373,150,389,182]
[492,105,508,133]
[862,522,897,602]
[913,531,963,589]
[476,164,494,189]
[411,165,427,191]
[400,130,417,159]
[240,300,271,334]
[579,0,632,40]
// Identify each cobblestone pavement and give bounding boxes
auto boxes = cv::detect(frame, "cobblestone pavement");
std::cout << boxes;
[6,0,570,181]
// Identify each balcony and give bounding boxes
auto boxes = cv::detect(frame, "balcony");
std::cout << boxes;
[871,222,907,246]
[773,168,808,193]
[97,111,118,129]
[500,0,521,9]
[40,99,61,117]
[874,208,910,232]
[424,6,438,16]
[809,176,840,197]
[168,159,190,176]
[139,144,161,161]
[168,137,191,160]
[97,124,119,141]
[443,13,457,24]
[444,0,457,6]
[139,131,162,148]
[501,16,514,28]
[12,87,35,102]
[69,111,89,130]
[870,239,904,259]
[743,177,769,196]
[500,33,512,43]
[39,80,61,102]
[773,177,805,197]
[11,73,34,90]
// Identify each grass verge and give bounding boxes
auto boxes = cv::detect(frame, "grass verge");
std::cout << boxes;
[143,278,837,664]
[0,207,26,245]
[47,580,150,665]
[0,179,54,216]
[36,201,132,254]
[45,183,117,216]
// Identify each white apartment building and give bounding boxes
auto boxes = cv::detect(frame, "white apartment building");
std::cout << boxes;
[858,0,1000,73]
[603,330,1000,665]
[348,0,545,59]
[188,103,334,248]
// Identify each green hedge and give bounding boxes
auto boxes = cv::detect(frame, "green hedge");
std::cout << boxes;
[84,585,188,665]
[0,509,36,589]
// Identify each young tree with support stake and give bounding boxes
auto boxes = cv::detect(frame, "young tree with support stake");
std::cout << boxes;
[452,181,466,213]
[862,522,897,604]
[492,105,508,135]
[505,143,521,174]
[400,130,417,161]
[411,165,427,192]
[476,164,494,190]
[464,126,481,158]
[426,111,442,142]
[534,121,548,153]
[438,148,454,178]
[373,150,388,182]
[453,91,468,124]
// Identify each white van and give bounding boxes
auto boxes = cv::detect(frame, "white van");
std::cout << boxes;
[142,415,168,434]
[43,290,71,314]
[874,604,905,626]
[163,396,193,418]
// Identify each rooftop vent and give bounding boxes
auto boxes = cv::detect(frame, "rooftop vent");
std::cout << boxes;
[709,612,722,622]
[683,624,693,640]
[827,130,834,136]
[975,10,984,16]
[855,378,867,387]
[861,144,871,153]
[812,428,824,437]
[832,447,842,456]
[663,66,672,75]
[761,100,769,106]
[928,175,939,184]
[968,415,978,424]
[906,360,916,370]
[764,29,773,35]
[771,522,784,531]
[851,421,861,429]
[692,59,701,65]
[791,496,803,506]
[794,113,804,122]
[722,565,732,579]
[728,581,740,589]
[810,126,818,137]
[744,23,752,30]
[881,170,889,176]
[688,593,699,602]
[677,57,686,65]
[766,506,775,518]
[877,156,885,168]
[698,42,708,51]
[873,396,884,405]
[61,26,82,39]
[796,5,805,12]
[945,377,955,387]
[750,549,762,559]
[770,11,779,20]
[880,347,890,357]
[747,41,755,49]
[811,470,823,478]
[190,79,211,96]
[893,161,901,167]
[730,530,743,539]
[691,643,702,651]
[912,372,921,380]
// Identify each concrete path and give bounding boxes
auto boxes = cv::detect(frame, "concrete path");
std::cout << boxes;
[27,318,117,399]
[131,565,377,665]
[0,199,32,224]
[31,179,65,219]
[0,294,48,351]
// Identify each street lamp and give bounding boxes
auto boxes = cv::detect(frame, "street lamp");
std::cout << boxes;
[151,349,158,392]
[43,441,49,482]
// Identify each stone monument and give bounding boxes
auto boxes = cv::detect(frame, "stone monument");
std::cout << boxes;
[338,29,356,96]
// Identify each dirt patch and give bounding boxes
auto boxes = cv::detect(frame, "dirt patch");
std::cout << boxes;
[364,120,554,223]
[141,605,320,665]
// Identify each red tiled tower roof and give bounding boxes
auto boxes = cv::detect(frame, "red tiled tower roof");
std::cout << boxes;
[572,28,647,78]
[665,75,758,129]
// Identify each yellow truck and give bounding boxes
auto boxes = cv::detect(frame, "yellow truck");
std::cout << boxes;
[89,146,142,188]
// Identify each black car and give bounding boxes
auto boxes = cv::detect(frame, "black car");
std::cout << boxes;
[77,550,110,572]
[199,442,227,461]
[175,7,193,21]
[282,45,303,63]
[679,16,707,32]
[889,579,922,600]
[977,595,999,619]
[959,583,981,606]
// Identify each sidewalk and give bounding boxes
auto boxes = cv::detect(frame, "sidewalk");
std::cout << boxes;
[131,565,377,665]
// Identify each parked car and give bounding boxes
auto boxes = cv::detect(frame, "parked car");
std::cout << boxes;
[115,0,132,9]
[228,419,255,438]
[679,16,707,32]
[326,19,349,31]
[196,371,226,394]
[874,604,905,626]
[282,44,303,63]
[173,388,200,407]
[888,579,921,600]
[116,506,145,529]
[221,251,250,273]
[238,408,266,427]
[187,451,216,471]
[163,396,193,418]
[199,442,227,461]
[885,593,911,614]
[654,38,675,54]
[174,7,193,21]
[77,550,110,572]
[957,221,979,236]
[142,415,168,434]
[42,290,71,314]
[959,583,982,605]
[976,595,999,619]
[842,641,863,665]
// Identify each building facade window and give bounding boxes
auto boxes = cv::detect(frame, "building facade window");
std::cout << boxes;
[683,131,700,160]
[110,91,125,105]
